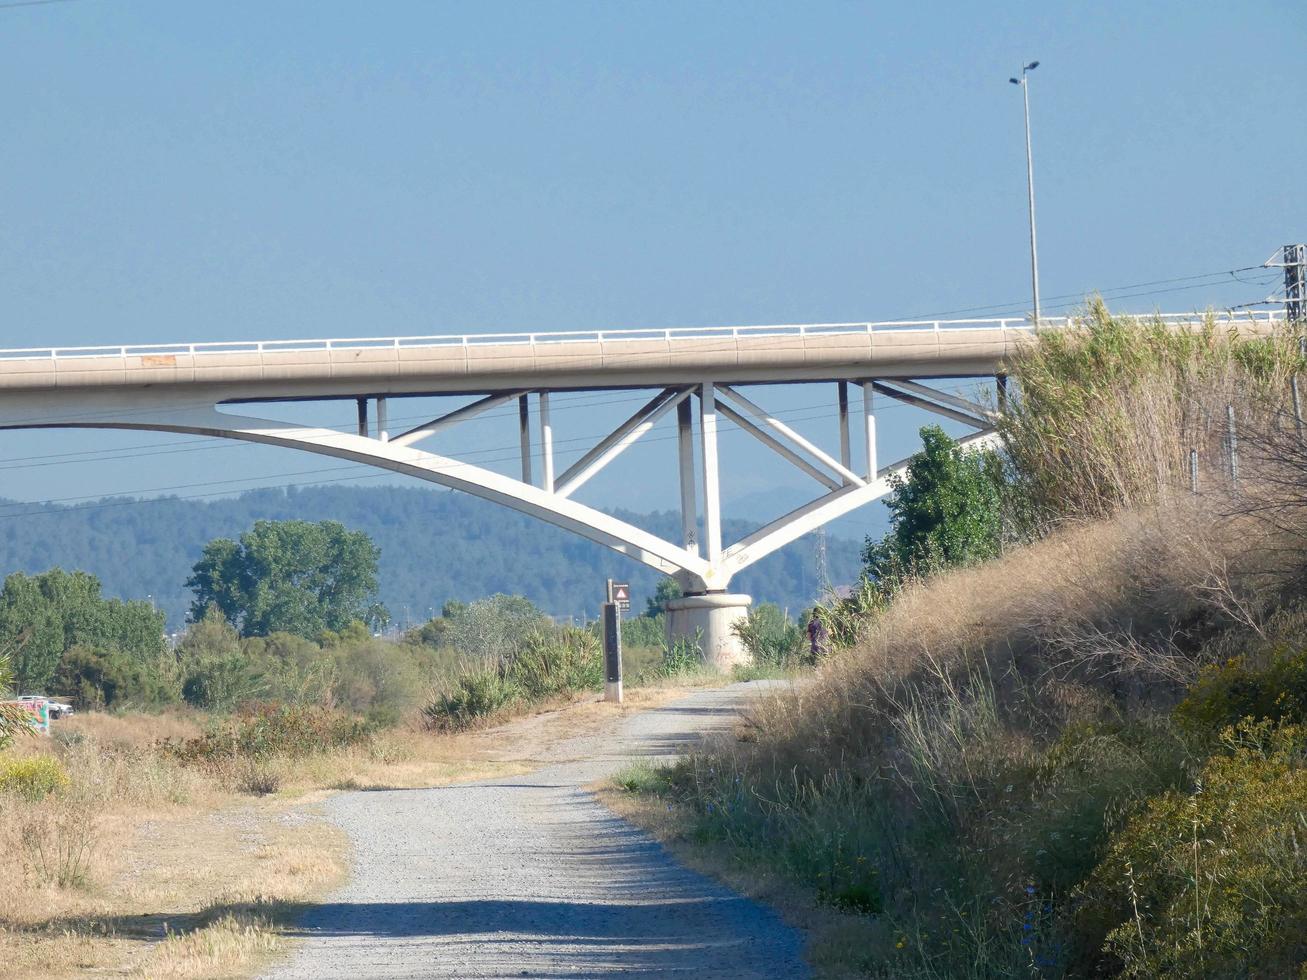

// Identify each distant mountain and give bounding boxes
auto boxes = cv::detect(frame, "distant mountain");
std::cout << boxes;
[0,485,864,630]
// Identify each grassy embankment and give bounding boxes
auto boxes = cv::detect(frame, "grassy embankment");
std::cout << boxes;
[611,307,1307,978]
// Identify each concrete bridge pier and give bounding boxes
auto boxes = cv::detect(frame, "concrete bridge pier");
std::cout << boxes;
[665,592,752,671]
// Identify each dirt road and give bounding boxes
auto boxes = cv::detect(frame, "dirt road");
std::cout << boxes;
[264,682,807,979]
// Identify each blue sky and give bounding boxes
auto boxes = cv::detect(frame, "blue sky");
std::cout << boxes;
[0,0,1302,530]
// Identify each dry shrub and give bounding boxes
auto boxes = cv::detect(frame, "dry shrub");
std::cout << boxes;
[1,793,100,887]
[57,734,206,809]
[61,708,203,750]
[230,758,284,796]
[1002,303,1299,524]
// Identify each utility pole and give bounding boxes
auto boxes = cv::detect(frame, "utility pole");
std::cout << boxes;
[1009,61,1041,325]
[815,527,829,595]
[1284,243,1306,323]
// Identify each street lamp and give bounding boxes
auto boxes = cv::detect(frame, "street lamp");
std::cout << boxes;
[1009,60,1041,325]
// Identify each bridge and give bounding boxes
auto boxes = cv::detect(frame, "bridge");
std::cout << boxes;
[0,311,1283,664]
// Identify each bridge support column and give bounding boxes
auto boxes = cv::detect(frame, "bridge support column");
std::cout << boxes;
[665,592,752,671]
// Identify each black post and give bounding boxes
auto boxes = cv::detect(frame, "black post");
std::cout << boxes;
[602,601,623,703]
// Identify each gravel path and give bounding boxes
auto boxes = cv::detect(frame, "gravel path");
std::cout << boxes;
[265,682,807,979]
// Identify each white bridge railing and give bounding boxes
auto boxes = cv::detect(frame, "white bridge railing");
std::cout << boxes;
[0,310,1284,362]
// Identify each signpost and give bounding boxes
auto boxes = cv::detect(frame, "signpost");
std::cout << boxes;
[602,579,626,702]
[610,581,631,613]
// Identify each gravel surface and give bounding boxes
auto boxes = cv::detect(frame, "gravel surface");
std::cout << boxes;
[264,682,807,979]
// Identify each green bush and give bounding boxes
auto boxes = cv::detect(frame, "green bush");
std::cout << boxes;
[1010,718,1193,897]
[510,628,603,699]
[814,575,892,652]
[330,639,424,720]
[182,650,266,711]
[1078,721,1307,979]
[446,593,550,664]
[423,667,519,729]
[650,633,705,679]
[1176,647,1307,736]
[618,613,666,651]
[53,645,178,710]
[423,626,602,729]
[732,603,805,667]
[864,425,1007,579]
[162,702,372,763]
[0,754,70,800]
[245,631,337,706]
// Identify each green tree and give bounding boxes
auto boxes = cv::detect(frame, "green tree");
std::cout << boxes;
[0,568,165,693]
[176,608,266,710]
[863,426,1005,580]
[644,577,683,618]
[446,593,549,665]
[186,520,385,638]
[53,645,176,710]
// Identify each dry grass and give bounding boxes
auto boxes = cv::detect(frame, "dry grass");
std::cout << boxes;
[749,496,1279,781]
[0,683,709,979]
[61,707,205,749]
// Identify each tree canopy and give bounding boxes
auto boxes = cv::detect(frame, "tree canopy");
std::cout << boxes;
[644,577,682,617]
[863,426,1005,580]
[0,568,165,693]
[187,519,386,638]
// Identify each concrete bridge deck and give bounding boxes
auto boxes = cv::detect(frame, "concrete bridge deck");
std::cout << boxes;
[0,312,1280,399]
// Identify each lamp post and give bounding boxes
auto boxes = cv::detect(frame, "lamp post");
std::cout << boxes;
[1009,61,1041,325]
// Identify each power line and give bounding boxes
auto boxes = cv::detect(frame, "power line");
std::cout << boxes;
[897,264,1271,320]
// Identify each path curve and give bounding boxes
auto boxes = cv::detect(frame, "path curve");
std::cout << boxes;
[265,682,807,979]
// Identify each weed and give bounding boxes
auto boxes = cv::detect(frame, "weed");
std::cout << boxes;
[649,633,707,680]
[11,795,99,887]
[424,666,520,729]
[232,759,284,796]
[0,755,70,800]
[1079,721,1307,978]
[162,702,373,764]
[732,604,807,668]
[613,761,675,795]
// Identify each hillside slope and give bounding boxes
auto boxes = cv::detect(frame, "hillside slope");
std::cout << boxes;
[0,485,863,629]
